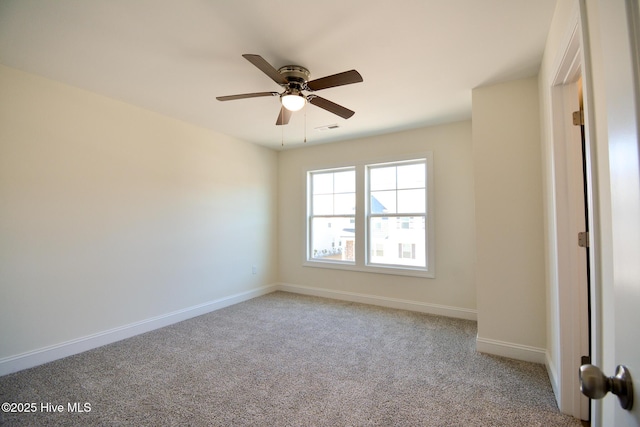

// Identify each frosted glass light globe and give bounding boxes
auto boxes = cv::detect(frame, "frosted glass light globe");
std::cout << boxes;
[281,94,306,111]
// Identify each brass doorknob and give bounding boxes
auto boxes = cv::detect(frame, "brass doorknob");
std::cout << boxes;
[579,364,634,410]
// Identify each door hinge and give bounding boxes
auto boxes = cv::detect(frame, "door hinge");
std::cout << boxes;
[578,231,589,248]
[573,110,585,126]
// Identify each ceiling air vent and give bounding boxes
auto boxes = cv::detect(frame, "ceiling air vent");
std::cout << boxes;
[315,124,340,131]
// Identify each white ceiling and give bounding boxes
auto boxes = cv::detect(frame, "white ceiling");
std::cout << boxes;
[0,0,558,150]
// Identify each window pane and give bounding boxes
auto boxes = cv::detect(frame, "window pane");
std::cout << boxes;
[397,189,425,213]
[310,217,355,262]
[313,173,333,194]
[369,166,396,191]
[313,194,333,215]
[334,170,355,193]
[334,193,355,215]
[369,216,425,267]
[371,190,396,213]
[397,163,425,189]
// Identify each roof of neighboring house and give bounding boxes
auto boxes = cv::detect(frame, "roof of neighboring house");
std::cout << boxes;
[371,196,387,214]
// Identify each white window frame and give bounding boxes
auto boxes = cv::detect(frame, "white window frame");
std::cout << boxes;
[304,153,435,278]
[307,166,356,266]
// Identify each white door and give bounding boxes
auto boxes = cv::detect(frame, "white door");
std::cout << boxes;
[584,0,640,425]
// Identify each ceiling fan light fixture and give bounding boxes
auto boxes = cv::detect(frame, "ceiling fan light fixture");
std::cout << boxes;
[281,92,306,112]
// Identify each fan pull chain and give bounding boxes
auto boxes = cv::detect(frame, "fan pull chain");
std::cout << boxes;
[304,102,307,143]
[281,123,284,147]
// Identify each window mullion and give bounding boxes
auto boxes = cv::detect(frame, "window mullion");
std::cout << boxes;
[370,213,426,218]
[355,164,366,267]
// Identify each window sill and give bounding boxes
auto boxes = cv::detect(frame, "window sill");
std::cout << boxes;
[303,260,435,278]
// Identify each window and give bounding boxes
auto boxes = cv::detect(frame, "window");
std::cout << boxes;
[306,154,434,278]
[368,161,426,268]
[399,243,416,259]
[308,168,356,263]
[374,243,385,257]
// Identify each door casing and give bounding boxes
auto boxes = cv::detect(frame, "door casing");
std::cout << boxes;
[546,3,594,420]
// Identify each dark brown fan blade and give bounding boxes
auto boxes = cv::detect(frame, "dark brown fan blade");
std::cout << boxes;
[308,96,355,119]
[243,54,287,86]
[306,70,363,91]
[216,92,279,101]
[276,106,292,125]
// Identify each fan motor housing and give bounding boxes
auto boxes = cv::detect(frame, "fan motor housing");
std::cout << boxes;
[278,65,310,89]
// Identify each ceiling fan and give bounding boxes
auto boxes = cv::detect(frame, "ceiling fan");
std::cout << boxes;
[216,54,363,125]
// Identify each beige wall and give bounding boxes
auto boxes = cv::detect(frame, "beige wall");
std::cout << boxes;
[278,121,477,313]
[472,77,547,354]
[0,65,278,361]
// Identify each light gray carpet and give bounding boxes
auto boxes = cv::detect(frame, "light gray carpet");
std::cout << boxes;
[1,291,581,426]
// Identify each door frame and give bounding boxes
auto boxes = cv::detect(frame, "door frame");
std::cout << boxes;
[546,2,598,420]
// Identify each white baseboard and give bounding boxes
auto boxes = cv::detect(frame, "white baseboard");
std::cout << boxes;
[11,284,551,376]
[0,285,277,376]
[275,282,477,321]
[476,335,546,364]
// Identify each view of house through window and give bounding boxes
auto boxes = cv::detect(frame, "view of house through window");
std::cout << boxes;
[306,154,433,277]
